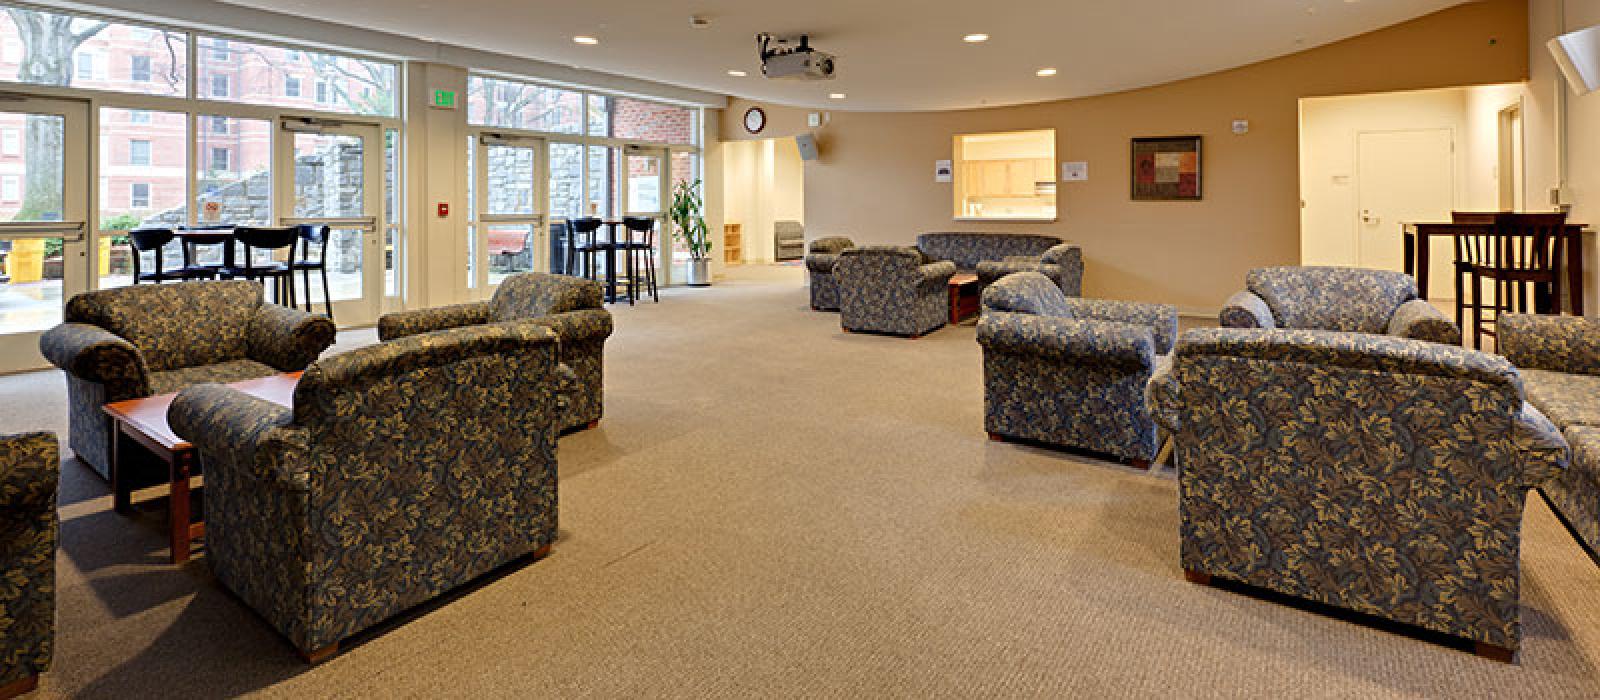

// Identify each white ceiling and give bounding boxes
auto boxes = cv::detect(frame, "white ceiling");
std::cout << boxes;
[221,0,1473,111]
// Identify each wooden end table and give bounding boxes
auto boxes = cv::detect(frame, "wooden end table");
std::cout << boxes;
[948,273,981,324]
[103,372,301,564]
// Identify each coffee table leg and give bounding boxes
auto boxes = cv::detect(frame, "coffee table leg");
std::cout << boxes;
[170,449,194,565]
[111,423,132,515]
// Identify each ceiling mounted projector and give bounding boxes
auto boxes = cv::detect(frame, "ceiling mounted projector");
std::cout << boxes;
[757,33,836,80]
[1550,24,1600,95]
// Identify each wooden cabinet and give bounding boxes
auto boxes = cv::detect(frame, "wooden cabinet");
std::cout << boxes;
[962,158,1054,197]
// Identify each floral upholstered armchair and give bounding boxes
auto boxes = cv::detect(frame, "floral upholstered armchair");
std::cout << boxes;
[975,242,1084,297]
[378,272,612,432]
[1149,328,1568,659]
[39,280,336,481]
[978,272,1175,464]
[805,236,856,311]
[1220,266,1459,345]
[0,432,57,697]
[169,321,571,661]
[835,246,956,338]
[1498,313,1600,557]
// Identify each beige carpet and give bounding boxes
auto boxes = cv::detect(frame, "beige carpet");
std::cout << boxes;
[6,265,1600,698]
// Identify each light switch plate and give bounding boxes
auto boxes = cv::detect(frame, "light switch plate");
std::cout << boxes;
[1232,119,1249,134]
[1061,161,1088,182]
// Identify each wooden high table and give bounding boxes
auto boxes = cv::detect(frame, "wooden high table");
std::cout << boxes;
[103,372,301,564]
[1403,222,1592,315]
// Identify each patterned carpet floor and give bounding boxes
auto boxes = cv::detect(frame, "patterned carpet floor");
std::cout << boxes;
[4,265,1599,698]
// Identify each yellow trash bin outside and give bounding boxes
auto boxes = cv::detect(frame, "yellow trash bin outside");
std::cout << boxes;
[6,239,44,283]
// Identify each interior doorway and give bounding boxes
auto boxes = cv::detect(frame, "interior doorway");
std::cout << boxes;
[721,137,805,265]
[1498,103,1525,211]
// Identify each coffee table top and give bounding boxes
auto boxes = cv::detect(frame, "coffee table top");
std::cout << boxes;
[949,273,979,287]
[103,372,301,452]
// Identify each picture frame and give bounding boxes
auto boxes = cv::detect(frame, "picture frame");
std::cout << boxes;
[1131,136,1202,201]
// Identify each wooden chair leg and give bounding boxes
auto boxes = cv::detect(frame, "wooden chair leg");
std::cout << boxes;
[301,642,340,665]
[1470,271,1484,349]
[0,674,38,700]
[1473,641,1515,664]
[1183,569,1212,585]
[1454,270,1465,332]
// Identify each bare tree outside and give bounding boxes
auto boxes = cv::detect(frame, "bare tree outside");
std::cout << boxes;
[7,11,105,221]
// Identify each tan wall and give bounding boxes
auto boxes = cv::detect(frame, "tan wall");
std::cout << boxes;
[718,0,1528,312]
[1527,0,1600,314]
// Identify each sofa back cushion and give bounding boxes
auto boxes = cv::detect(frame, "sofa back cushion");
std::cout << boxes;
[981,271,1072,318]
[1246,266,1417,334]
[64,280,261,371]
[490,272,603,321]
[808,236,855,254]
[916,233,1064,270]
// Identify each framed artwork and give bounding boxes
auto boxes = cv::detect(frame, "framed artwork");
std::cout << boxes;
[1131,136,1201,200]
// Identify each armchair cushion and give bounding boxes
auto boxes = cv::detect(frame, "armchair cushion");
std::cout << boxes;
[1061,297,1178,355]
[247,303,337,372]
[150,359,280,396]
[377,302,492,341]
[63,279,263,371]
[490,272,604,320]
[1499,313,1600,376]
[1520,369,1600,430]
[1244,266,1418,334]
[981,271,1072,317]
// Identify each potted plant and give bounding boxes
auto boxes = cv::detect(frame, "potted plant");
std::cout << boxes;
[670,179,712,286]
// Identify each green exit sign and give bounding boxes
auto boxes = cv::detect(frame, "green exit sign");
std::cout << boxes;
[431,89,457,110]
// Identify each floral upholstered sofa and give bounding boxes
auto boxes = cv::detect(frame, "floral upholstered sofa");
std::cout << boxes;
[169,321,571,661]
[378,272,612,432]
[975,242,1084,297]
[835,246,956,337]
[915,232,1064,273]
[805,236,856,311]
[0,432,57,698]
[978,272,1175,464]
[1150,328,1567,659]
[1220,266,1460,345]
[1499,313,1600,559]
[39,280,336,480]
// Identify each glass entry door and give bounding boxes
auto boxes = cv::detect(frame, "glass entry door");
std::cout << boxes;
[275,119,385,325]
[620,145,669,285]
[471,133,546,297]
[0,96,88,372]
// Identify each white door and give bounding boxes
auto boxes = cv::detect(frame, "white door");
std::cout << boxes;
[1356,129,1455,291]
[471,133,546,299]
[0,96,89,372]
[275,118,386,325]
[620,145,669,285]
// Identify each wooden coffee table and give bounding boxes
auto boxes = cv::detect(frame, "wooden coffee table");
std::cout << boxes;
[103,372,301,564]
[948,273,981,324]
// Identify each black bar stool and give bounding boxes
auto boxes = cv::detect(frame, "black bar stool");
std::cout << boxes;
[567,217,604,280]
[621,216,659,304]
[127,229,213,283]
[225,226,299,306]
[291,224,334,320]
[177,224,233,279]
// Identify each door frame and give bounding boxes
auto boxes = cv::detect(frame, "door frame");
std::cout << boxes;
[469,130,548,300]
[273,116,387,325]
[0,94,90,372]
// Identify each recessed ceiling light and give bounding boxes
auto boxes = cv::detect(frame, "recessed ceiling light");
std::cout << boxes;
[963,33,989,43]
[1036,68,1057,77]
[829,93,846,99]
[573,35,599,45]
[727,70,747,77]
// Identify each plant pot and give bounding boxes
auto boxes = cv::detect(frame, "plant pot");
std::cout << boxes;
[685,259,712,287]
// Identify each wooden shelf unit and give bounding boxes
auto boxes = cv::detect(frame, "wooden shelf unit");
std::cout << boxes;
[724,223,743,264]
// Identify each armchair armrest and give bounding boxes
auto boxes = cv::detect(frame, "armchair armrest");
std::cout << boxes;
[977,312,1156,370]
[377,301,493,342]
[1512,402,1569,488]
[1045,245,1084,297]
[247,303,337,372]
[805,252,841,274]
[169,384,308,491]
[1061,298,1179,355]
[976,260,1061,289]
[1146,360,1181,434]
[1386,299,1461,345]
[1220,290,1275,330]
[39,322,150,397]
[526,309,614,345]
[918,260,958,288]
[0,432,58,511]
[1499,313,1600,375]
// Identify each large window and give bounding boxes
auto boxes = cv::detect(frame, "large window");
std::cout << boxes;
[98,107,187,290]
[952,129,1057,221]
[196,35,396,117]
[195,116,271,226]
[468,75,582,134]
[0,7,186,96]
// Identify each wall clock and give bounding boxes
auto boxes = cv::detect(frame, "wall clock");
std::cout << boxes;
[743,107,766,134]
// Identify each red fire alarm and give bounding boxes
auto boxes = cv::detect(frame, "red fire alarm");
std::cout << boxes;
[437,202,449,217]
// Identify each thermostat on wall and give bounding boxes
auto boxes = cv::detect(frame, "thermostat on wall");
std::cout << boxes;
[1231,119,1249,135]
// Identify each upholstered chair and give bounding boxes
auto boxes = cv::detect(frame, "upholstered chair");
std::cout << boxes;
[39,280,336,480]
[0,432,57,699]
[835,246,956,338]
[378,272,612,432]
[1498,313,1600,558]
[978,272,1176,464]
[975,242,1085,296]
[1220,266,1460,345]
[1149,327,1568,660]
[169,321,571,662]
[805,236,856,311]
